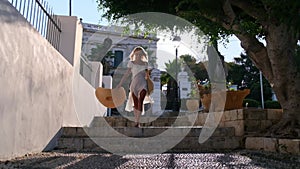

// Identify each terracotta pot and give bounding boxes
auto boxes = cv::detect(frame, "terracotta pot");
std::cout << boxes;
[225,89,250,110]
[200,89,250,112]
[186,99,199,112]
[200,94,210,112]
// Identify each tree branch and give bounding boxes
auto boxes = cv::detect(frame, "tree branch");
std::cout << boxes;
[201,11,274,82]
[179,7,273,81]
[222,0,236,26]
[235,33,274,82]
[229,0,267,22]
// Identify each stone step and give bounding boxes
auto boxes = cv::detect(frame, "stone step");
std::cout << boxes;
[56,127,242,153]
[91,116,193,127]
[60,126,235,138]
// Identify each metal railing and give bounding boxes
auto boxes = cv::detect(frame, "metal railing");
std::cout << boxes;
[8,0,61,51]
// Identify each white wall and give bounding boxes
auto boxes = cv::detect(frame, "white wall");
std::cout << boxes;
[58,15,106,126]
[0,1,105,160]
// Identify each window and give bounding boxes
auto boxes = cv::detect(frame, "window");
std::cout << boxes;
[114,50,123,67]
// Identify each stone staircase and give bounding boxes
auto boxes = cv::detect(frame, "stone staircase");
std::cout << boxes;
[56,115,243,153]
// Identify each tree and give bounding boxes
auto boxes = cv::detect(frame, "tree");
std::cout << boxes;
[180,54,208,81]
[86,37,115,75]
[227,53,272,102]
[87,44,114,75]
[163,54,208,83]
[226,62,244,86]
[164,59,182,80]
[96,0,300,137]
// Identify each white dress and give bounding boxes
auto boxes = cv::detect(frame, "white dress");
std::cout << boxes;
[125,61,153,113]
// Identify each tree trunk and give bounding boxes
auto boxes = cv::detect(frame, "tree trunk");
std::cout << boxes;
[237,24,300,138]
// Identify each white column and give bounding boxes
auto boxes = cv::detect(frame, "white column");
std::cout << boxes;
[178,70,191,99]
[151,69,162,115]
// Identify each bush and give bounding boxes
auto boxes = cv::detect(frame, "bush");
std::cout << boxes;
[264,100,282,109]
[243,99,260,108]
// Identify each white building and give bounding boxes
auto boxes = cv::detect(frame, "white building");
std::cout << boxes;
[81,23,159,71]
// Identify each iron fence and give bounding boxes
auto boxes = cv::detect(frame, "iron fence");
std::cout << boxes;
[8,0,61,51]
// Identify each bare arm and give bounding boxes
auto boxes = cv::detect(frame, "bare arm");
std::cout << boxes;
[145,69,151,79]
[145,62,150,79]
[117,68,131,88]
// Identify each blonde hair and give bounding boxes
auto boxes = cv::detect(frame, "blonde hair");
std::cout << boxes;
[129,46,148,62]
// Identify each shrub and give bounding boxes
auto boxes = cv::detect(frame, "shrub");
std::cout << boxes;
[243,99,260,108]
[264,100,282,109]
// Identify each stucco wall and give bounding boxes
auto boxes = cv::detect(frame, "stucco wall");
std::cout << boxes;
[58,15,106,127]
[0,1,105,160]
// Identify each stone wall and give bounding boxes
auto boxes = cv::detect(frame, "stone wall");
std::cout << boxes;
[246,137,300,154]
[194,109,299,154]
[194,109,283,137]
[243,109,282,134]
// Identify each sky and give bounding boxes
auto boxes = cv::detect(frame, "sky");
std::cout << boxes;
[49,0,245,66]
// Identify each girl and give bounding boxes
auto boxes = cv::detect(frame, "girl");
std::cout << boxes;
[117,46,152,127]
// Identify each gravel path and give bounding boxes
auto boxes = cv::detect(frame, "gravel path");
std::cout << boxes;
[1,150,299,169]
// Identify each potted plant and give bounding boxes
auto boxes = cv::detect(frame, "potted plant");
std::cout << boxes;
[185,81,200,112]
[198,81,250,112]
[198,82,212,112]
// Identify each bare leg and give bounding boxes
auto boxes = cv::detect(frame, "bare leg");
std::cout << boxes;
[132,92,140,127]
[132,89,147,127]
[137,89,147,112]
